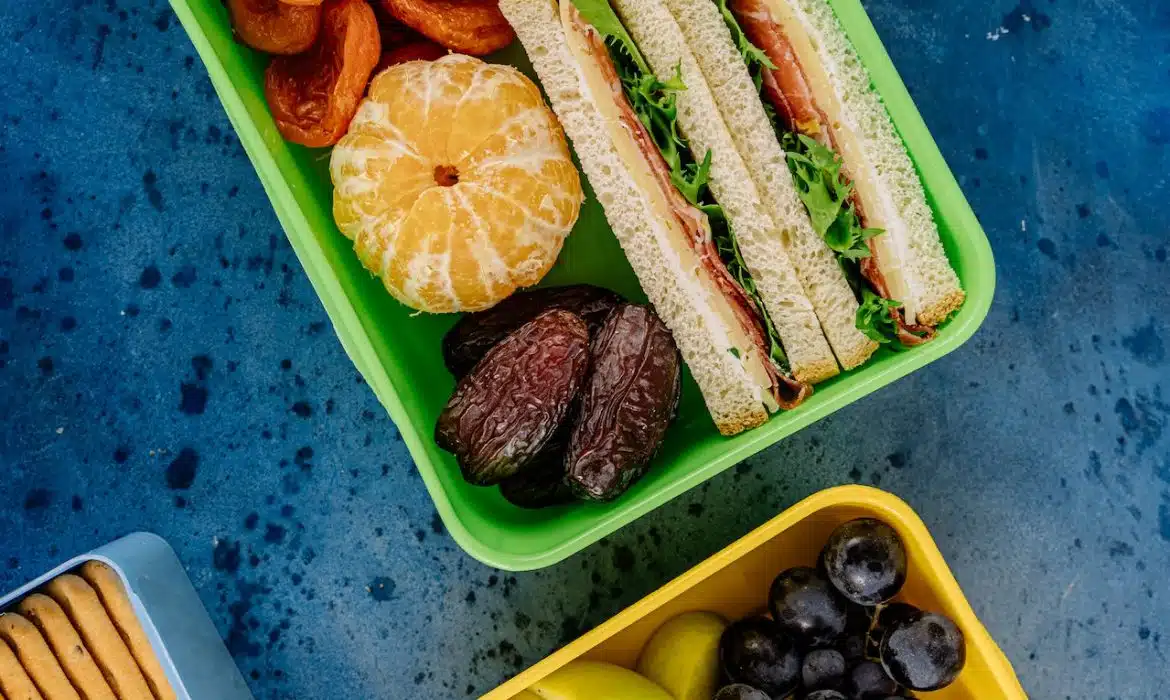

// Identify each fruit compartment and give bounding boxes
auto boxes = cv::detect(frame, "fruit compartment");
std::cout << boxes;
[168,0,995,571]
[483,486,1025,699]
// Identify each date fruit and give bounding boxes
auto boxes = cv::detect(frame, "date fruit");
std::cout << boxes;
[436,310,590,486]
[442,284,622,378]
[566,304,680,501]
[498,457,575,509]
[264,0,380,147]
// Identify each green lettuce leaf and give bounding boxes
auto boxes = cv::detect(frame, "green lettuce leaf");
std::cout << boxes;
[855,288,902,344]
[782,133,881,260]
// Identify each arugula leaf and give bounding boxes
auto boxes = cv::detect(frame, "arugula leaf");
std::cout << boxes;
[673,148,712,206]
[782,132,880,261]
[715,0,776,90]
[569,0,650,74]
[855,288,902,344]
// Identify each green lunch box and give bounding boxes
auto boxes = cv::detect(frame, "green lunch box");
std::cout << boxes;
[167,0,994,571]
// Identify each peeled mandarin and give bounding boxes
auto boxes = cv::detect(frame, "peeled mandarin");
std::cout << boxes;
[330,54,583,313]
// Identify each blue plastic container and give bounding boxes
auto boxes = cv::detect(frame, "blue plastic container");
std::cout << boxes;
[0,533,253,700]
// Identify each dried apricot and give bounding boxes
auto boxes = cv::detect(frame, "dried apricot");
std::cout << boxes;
[279,0,323,5]
[375,39,447,73]
[264,0,380,147]
[228,0,322,55]
[379,0,514,55]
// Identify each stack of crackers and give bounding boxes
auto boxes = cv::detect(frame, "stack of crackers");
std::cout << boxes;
[0,561,176,700]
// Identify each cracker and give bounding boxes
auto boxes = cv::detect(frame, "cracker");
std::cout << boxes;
[0,614,78,700]
[42,576,153,700]
[79,562,175,700]
[0,637,45,700]
[16,595,115,700]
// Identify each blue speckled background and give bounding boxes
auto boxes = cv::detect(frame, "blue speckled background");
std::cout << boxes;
[1,0,1168,697]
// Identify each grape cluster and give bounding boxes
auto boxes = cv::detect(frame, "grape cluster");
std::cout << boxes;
[713,518,966,699]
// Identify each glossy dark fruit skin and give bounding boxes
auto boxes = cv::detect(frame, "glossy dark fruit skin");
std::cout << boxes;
[880,610,966,691]
[805,691,848,700]
[874,603,920,633]
[435,310,590,486]
[719,617,801,697]
[498,413,576,508]
[498,454,575,508]
[566,304,681,501]
[712,684,771,700]
[839,631,866,664]
[801,648,846,691]
[822,519,908,606]
[442,284,622,377]
[846,661,899,699]
[768,566,850,648]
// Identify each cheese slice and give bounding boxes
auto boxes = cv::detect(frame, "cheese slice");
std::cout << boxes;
[562,3,779,410]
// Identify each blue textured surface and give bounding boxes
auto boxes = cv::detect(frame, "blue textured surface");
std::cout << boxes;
[1,0,1167,698]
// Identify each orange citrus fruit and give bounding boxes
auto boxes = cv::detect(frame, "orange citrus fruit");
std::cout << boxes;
[330,54,583,313]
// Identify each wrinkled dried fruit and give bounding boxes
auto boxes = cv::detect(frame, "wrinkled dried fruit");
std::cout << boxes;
[442,285,623,378]
[498,456,575,509]
[499,416,576,508]
[279,0,323,5]
[379,0,514,55]
[436,310,590,486]
[229,0,323,54]
[375,38,447,73]
[264,0,380,147]
[566,304,681,501]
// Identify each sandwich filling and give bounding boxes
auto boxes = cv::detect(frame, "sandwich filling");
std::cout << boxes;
[565,0,811,408]
[720,0,933,345]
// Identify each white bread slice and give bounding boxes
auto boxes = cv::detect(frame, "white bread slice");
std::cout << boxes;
[500,0,772,435]
[760,0,964,326]
[609,0,839,383]
[660,0,877,369]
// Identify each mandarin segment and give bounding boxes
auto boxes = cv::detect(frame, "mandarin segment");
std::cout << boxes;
[331,54,582,313]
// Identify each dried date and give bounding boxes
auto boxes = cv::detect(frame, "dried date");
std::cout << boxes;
[436,310,590,486]
[566,304,681,501]
[498,456,575,509]
[442,284,623,378]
